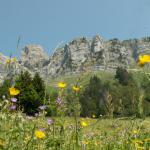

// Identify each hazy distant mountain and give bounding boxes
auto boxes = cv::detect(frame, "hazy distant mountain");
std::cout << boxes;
[1,35,150,82]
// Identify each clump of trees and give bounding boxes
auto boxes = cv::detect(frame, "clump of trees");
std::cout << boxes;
[79,67,150,117]
[15,71,46,115]
[0,71,46,115]
[0,67,150,117]
[79,75,104,117]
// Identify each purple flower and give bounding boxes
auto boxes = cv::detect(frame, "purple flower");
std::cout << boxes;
[9,105,16,110]
[47,118,53,125]
[39,105,46,110]
[11,97,17,103]
[39,128,46,131]
[56,97,62,105]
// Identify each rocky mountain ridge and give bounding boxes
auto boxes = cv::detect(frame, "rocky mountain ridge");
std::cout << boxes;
[1,35,150,82]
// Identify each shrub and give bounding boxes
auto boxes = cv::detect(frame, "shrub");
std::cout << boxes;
[45,89,58,116]
[115,67,131,85]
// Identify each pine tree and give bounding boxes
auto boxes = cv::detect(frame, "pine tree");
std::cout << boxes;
[32,72,45,101]
[15,71,41,115]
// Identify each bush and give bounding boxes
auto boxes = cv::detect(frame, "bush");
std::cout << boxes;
[115,67,131,85]
[45,89,58,116]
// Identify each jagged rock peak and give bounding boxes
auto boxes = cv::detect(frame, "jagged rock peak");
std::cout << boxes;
[1,35,150,82]
[20,45,50,76]
[21,45,48,61]
[91,35,105,53]
[69,36,89,44]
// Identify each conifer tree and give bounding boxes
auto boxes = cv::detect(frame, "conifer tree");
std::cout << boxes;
[15,71,41,115]
[32,72,45,102]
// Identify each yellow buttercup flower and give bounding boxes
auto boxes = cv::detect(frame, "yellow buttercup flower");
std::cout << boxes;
[12,57,17,62]
[6,58,11,64]
[9,87,20,96]
[35,130,45,139]
[72,86,80,92]
[138,54,150,67]
[80,121,88,127]
[58,82,66,88]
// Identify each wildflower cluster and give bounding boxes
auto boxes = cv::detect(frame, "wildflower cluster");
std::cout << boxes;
[6,57,17,65]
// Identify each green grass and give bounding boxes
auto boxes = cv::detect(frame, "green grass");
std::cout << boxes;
[1,66,150,149]
[47,70,114,90]
[0,111,150,150]
[47,66,150,89]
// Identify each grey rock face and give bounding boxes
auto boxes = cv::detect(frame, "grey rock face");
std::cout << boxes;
[106,39,133,69]
[47,36,136,75]
[1,35,150,82]
[0,53,8,83]
[20,45,49,78]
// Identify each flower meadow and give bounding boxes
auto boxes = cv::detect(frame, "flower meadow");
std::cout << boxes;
[0,110,150,150]
[0,55,150,150]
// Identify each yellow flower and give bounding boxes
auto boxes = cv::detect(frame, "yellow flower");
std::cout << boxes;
[35,130,45,139]
[72,86,80,92]
[82,140,89,145]
[132,130,139,134]
[58,82,66,88]
[12,57,17,62]
[138,54,150,67]
[9,87,20,96]
[6,58,11,64]
[80,121,88,127]
[92,115,96,118]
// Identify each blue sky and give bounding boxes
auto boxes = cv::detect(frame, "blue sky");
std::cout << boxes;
[0,0,150,56]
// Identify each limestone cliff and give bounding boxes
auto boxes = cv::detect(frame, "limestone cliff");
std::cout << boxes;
[0,35,150,82]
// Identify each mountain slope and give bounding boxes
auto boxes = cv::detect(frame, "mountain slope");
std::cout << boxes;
[0,35,150,82]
